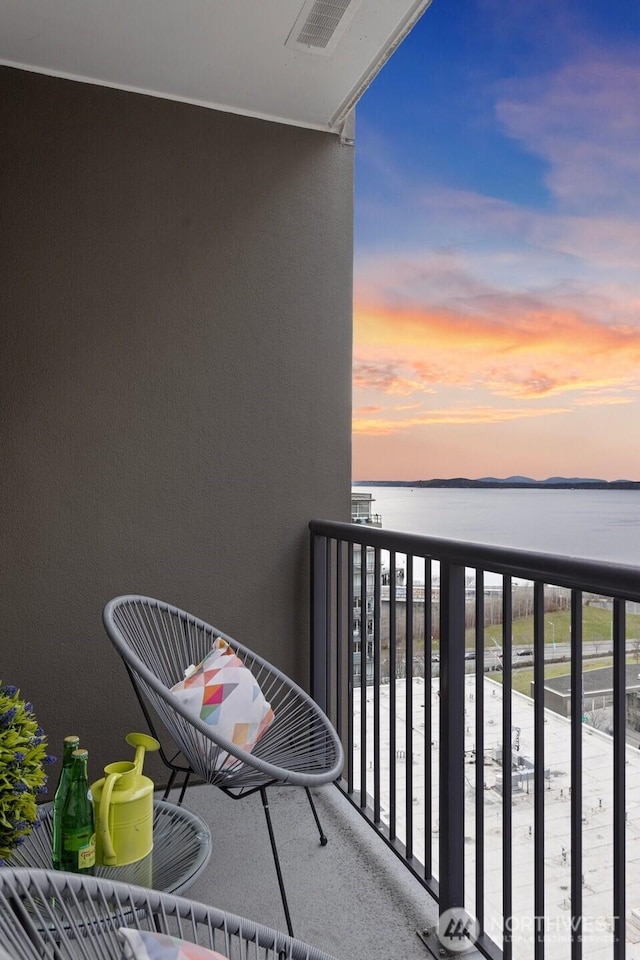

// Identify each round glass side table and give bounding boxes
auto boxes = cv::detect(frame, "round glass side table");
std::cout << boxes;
[5,800,211,896]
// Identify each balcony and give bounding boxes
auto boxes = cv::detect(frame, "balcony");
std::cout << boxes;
[67,519,637,960]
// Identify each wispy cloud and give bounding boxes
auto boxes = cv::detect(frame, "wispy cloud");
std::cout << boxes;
[497,56,640,213]
[353,405,384,415]
[573,394,634,407]
[353,404,571,436]
[353,361,436,397]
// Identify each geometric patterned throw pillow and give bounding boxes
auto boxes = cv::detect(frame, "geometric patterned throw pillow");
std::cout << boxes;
[169,638,275,767]
[118,929,227,960]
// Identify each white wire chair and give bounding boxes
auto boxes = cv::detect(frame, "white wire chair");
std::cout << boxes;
[0,868,338,960]
[103,595,344,937]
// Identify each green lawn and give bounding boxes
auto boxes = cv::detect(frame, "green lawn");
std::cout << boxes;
[464,605,640,649]
[495,656,635,697]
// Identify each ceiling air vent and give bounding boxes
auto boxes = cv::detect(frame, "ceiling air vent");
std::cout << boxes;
[285,0,363,56]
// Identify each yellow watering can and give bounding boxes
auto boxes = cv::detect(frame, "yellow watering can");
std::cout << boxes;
[90,733,160,866]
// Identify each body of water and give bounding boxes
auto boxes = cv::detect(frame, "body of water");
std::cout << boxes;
[354,486,640,567]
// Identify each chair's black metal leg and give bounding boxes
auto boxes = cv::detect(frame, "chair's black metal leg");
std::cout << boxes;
[304,787,328,846]
[260,787,294,938]
[176,772,191,806]
[162,770,178,801]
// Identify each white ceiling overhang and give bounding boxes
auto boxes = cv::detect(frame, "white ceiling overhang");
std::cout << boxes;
[0,0,432,138]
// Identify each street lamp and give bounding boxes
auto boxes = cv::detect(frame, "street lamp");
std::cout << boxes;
[548,620,555,655]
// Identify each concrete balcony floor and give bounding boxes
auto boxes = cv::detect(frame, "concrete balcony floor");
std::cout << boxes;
[175,781,441,960]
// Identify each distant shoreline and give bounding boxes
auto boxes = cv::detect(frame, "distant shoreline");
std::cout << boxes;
[353,479,640,490]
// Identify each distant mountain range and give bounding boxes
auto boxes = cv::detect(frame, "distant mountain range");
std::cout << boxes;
[354,477,640,489]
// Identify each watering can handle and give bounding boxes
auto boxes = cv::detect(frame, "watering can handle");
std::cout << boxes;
[98,772,121,865]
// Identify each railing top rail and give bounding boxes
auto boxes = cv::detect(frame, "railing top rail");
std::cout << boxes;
[310,519,640,602]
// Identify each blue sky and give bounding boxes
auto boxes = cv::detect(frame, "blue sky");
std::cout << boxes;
[352,0,640,480]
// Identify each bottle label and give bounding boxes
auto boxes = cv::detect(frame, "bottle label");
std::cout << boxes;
[63,829,96,869]
[78,834,96,869]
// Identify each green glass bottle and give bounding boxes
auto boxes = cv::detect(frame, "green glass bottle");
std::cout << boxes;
[59,749,95,874]
[52,735,80,869]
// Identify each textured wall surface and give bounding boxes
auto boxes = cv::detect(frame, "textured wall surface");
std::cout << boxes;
[0,66,353,785]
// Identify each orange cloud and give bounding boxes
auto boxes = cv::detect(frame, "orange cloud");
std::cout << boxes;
[354,299,640,402]
[482,371,638,400]
[353,404,571,436]
[573,394,633,407]
[353,361,436,396]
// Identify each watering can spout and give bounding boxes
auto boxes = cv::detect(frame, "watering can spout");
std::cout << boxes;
[125,732,160,776]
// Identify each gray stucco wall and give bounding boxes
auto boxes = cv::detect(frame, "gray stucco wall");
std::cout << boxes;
[0,67,353,786]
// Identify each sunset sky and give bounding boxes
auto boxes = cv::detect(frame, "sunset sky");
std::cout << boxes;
[352,0,640,481]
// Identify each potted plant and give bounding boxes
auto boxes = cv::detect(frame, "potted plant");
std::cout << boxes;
[0,682,55,863]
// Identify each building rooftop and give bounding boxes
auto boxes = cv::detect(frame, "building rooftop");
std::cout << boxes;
[354,675,640,958]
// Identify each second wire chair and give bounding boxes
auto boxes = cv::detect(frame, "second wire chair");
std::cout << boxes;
[103,595,344,937]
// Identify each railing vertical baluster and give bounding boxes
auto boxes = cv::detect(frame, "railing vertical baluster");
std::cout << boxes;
[360,541,367,809]
[390,552,397,842]
[336,540,343,744]
[502,576,513,960]
[373,547,381,824]
[406,555,414,861]
[613,598,626,960]
[310,532,328,713]
[570,589,583,960]
[439,558,466,912]
[347,542,354,795]
[475,568,485,929]
[424,556,433,881]
[533,581,545,960]
[325,537,333,720]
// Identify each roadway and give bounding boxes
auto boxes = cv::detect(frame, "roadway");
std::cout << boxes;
[430,641,631,672]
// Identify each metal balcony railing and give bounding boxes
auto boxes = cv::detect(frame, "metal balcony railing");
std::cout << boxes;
[310,519,640,960]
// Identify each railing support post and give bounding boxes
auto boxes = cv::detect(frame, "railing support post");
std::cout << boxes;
[439,559,467,912]
[310,532,329,715]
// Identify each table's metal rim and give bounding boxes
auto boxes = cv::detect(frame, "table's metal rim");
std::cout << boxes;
[149,798,212,895]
